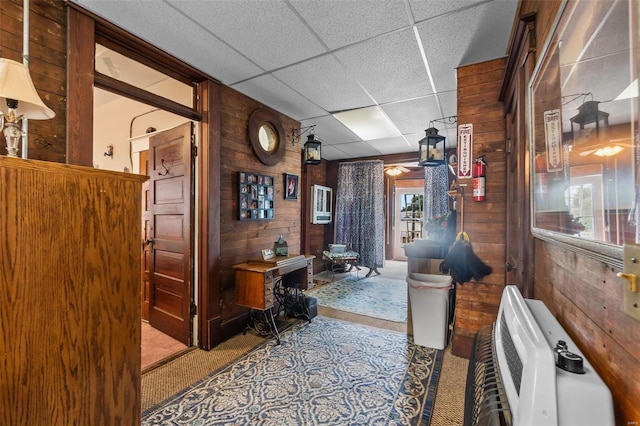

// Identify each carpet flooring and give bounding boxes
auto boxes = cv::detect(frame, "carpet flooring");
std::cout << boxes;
[306,275,408,323]
[141,261,469,425]
[142,316,442,425]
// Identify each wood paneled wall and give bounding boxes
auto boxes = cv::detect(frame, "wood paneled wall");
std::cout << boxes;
[302,159,336,274]
[517,1,640,423]
[535,241,640,423]
[217,85,302,333]
[452,57,507,357]
[0,0,66,161]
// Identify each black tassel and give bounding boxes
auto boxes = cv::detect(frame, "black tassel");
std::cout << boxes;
[440,235,492,283]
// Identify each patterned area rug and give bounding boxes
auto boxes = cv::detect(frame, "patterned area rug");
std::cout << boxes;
[306,275,407,323]
[142,317,443,425]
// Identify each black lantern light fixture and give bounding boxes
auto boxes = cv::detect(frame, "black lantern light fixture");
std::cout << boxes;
[303,134,322,165]
[292,125,322,165]
[418,125,446,166]
[570,98,609,144]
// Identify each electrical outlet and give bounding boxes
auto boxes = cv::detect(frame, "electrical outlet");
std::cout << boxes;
[619,244,640,322]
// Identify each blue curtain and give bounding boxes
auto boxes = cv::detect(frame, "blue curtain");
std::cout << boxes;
[334,160,385,269]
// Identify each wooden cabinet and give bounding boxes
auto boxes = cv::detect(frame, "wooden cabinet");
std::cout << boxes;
[0,157,147,425]
[234,268,277,309]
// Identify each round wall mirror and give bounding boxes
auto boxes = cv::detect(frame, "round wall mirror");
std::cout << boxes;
[249,109,285,166]
[258,122,278,153]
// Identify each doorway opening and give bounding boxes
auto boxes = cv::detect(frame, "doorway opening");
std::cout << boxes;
[392,180,424,260]
[94,87,197,368]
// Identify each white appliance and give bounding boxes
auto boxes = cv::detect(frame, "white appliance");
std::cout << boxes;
[464,285,615,426]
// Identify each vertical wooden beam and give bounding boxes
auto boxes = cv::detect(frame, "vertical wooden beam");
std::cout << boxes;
[66,7,94,166]
[198,79,222,349]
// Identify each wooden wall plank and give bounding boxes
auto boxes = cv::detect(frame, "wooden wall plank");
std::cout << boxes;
[0,0,65,162]
[452,57,508,357]
[217,85,303,326]
[521,1,640,423]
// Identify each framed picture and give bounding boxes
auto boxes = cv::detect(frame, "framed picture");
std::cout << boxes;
[311,184,332,224]
[284,173,298,200]
[238,171,275,221]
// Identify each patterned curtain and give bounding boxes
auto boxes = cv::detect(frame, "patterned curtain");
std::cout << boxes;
[334,160,385,269]
[423,164,450,239]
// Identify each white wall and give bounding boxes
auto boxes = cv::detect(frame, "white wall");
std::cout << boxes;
[92,79,191,173]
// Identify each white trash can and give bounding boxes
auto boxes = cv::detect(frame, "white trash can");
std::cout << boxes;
[406,273,453,350]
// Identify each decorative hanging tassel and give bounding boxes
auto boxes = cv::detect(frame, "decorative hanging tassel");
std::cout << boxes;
[440,232,492,284]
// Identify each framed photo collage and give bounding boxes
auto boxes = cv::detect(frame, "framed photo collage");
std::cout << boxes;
[238,171,275,220]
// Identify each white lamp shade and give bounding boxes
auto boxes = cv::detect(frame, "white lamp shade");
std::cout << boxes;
[0,58,55,119]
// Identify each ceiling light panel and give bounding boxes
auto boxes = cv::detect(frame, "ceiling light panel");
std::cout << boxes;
[333,106,402,140]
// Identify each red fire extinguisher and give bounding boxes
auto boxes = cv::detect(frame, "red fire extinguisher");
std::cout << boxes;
[473,155,487,202]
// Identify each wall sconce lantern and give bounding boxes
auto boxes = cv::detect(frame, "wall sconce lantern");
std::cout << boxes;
[418,126,446,166]
[293,125,321,165]
[304,134,321,165]
[0,58,55,158]
[570,100,609,144]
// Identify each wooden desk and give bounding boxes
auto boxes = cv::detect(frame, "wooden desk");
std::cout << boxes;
[233,254,315,343]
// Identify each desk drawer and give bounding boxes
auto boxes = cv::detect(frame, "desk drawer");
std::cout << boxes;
[265,282,275,308]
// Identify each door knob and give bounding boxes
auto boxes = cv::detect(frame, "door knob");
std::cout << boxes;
[144,238,154,246]
[505,262,516,272]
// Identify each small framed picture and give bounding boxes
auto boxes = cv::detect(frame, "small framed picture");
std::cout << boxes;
[284,173,299,200]
[261,248,275,260]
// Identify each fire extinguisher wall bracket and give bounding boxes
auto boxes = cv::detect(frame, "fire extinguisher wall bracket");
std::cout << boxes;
[473,156,486,202]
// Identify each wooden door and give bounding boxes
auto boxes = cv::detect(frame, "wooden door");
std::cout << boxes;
[141,150,151,321]
[505,102,524,286]
[148,122,194,344]
[504,17,535,298]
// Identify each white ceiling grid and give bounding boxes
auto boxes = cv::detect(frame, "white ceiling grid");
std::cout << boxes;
[75,0,519,160]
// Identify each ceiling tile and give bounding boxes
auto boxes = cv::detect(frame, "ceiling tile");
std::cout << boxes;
[76,0,264,84]
[291,0,411,50]
[273,55,373,112]
[299,115,360,145]
[367,136,414,154]
[457,1,519,65]
[319,144,351,161]
[232,75,326,121]
[334,27,434,104]
[170,0,327,71]
[329,141,382,158]
[381,96,443,135]
[409,0,486,21]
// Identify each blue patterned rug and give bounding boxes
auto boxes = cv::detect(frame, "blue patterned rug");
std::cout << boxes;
[306,276,407,323]
[142,317,443,425]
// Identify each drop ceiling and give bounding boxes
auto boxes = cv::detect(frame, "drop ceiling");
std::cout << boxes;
[75,0,519,161]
